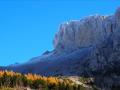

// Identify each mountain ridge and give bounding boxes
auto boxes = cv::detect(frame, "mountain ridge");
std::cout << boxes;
[1,7,120,78]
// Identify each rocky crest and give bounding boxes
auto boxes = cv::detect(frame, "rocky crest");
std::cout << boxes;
[53,10,119,53]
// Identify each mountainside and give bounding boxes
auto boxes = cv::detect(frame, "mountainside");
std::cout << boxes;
[3,8,120,75]
[2,7,120,89]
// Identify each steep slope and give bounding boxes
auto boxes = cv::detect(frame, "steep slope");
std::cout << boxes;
[3,7,120,80]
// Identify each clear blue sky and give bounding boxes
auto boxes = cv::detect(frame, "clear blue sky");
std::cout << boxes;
[0,0,120,66]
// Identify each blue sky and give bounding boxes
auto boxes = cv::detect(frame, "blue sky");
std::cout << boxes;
[0,0,120,66]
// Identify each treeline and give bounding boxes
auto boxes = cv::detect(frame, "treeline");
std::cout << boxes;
[0,71,85,90]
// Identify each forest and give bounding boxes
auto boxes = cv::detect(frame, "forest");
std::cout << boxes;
[0,70,87,90]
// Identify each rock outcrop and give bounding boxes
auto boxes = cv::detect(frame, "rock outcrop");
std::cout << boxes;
[53,15,116,53]
[52,7,120,55]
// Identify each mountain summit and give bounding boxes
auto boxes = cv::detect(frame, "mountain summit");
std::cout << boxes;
[3,7,120,83]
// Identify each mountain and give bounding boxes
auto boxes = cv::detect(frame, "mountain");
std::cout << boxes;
[1,7,120,89]
[4,7,120,74]
[5,8,120,75]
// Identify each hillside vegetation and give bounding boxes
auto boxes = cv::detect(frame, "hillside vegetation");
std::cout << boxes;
[0,70,91,90]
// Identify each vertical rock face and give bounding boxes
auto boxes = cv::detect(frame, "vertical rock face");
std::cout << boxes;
[54,17,104,52]
[53,8,120,53]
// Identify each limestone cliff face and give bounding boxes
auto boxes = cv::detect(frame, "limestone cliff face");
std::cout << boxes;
[53,8,120,53]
